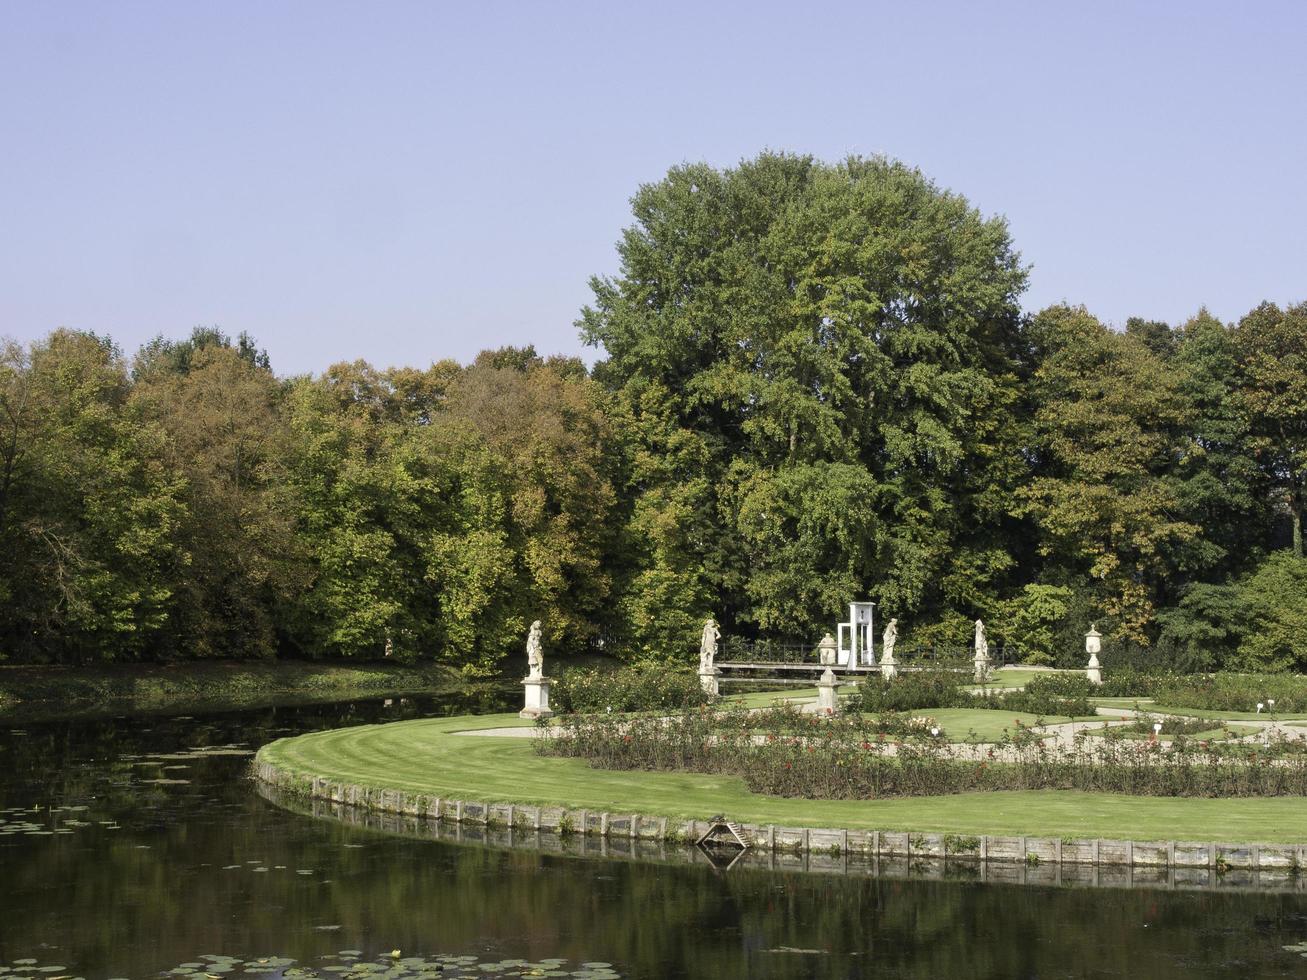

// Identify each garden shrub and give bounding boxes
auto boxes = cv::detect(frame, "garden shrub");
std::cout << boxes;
[1095,669,1166,699]
[844,670,1094,716]
[1148,673,1307,713]
[551,665,711,714]
[985,675,1094,716]
[1051,634,1213,674]
[843,671,973,712]
[1097,714,1223,738]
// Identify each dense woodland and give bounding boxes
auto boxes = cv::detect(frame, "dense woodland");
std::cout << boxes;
[3,153,1305,672]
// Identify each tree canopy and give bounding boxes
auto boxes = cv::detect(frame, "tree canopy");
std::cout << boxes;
[1,152,1303,671]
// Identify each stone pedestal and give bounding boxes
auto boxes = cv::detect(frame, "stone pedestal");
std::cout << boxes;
[1086,653,1102,685]
[520,675,553,719]
[973,655,992,684]
[699,666,721,698]
[879,652,898,680]
[816,668,840,715]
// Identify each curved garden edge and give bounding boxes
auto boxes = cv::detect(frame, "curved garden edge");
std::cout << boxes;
[253,713,1307,869]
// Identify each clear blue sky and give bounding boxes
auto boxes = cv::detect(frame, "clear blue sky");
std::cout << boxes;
[2,1,1304,375]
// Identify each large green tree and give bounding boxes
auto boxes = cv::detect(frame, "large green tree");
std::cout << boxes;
[580,152,1030,654]
[1017,306,1200,643]
[1236,301,1307,557]
[284,350,619,673]
[133,340,307,658]
[438,350,619,664]
[1169,309,1270,577]
[0,331,183,661]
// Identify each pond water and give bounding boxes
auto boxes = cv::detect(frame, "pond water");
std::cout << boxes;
[4,692,1307,978]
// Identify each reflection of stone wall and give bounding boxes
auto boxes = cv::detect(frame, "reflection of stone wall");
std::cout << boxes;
[252,758,1307,887]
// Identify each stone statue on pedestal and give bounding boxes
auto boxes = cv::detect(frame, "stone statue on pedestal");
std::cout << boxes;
[520,619,552,719]
[881,619,898,661]
[526,619,544,679]
[699,618,721,673]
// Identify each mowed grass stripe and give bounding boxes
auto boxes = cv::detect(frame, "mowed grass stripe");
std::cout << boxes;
[258,714,1307,842]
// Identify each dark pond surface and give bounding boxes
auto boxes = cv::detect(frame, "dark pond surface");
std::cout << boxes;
[4,692,1307,979]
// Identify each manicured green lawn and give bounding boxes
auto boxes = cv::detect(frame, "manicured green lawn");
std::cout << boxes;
[257,713,1307,843]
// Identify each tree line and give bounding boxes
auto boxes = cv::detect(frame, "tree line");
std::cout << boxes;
[3,152,1305,671]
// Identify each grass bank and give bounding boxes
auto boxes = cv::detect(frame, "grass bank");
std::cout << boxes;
[256,713,1307,843]
[0,659,470,721]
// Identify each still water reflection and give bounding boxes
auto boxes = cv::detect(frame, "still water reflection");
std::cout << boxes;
[3,693,1307,978]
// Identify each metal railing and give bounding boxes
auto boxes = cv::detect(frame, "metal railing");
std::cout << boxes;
[716,639,1020,670]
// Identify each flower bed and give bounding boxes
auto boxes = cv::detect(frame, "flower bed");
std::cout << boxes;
[538,704,1307,800]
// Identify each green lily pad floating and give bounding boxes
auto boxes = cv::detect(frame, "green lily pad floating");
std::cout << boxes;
[151,952,620,979]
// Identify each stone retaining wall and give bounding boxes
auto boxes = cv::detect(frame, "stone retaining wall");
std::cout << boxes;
[252,757,1306,873]
[258,783,1307,894]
